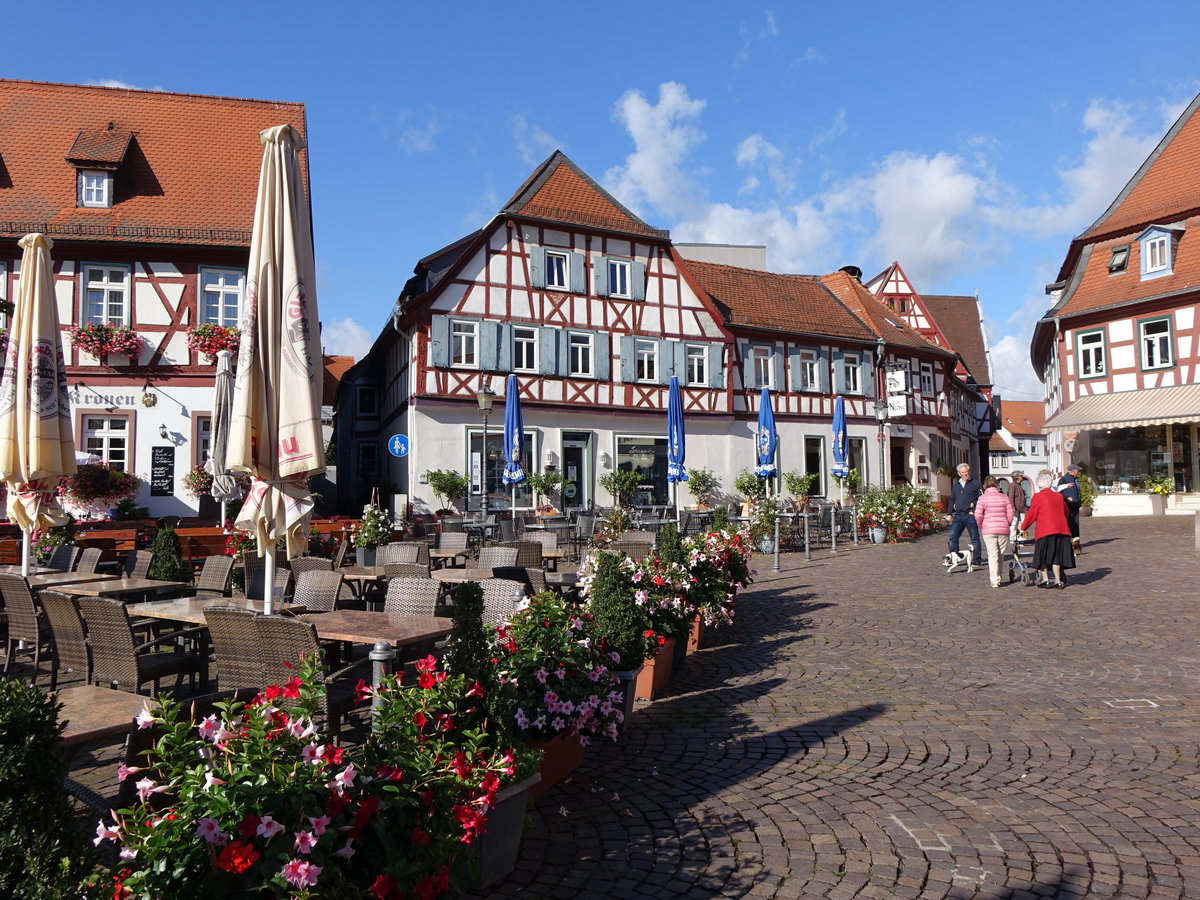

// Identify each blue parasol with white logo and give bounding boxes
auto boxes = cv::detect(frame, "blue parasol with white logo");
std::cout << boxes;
[753,386,777,479]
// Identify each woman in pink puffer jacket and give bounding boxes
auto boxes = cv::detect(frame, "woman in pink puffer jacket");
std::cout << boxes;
[973,475,1015,588]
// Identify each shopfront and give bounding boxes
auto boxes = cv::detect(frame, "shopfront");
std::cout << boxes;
[1078,423,1196,494]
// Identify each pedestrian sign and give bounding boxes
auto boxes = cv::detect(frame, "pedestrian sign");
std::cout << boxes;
[387,434,409,458]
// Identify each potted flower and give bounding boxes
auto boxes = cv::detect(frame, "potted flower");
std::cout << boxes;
[58,463,142,518]
[67,323,143,359]
[526,470,564,513]
[424,469,469,517]
[94,653,517,899]
[186,323,240,361]
[685,467,719,510]
[353,501,392,565]
[1144,474,1173,515]
[182,465,213,499]
[783,470,818,510]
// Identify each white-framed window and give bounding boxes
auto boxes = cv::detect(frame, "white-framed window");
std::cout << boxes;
[81,264,130,326]
[569,331,593,377]
[1077,329,1106,378]
[753,346,773,388]
[842,352,862,394]
[451,320,478,367]
[920,362,935,395]
[607,259,631,298]
[84,415,130,470]
[1140,317,1173,369]
[1016,439,1025,454]
[634,339,657,382]
[78,170,112,208]
[798,349,818,391]
[199,268,244,328]
[196,416,212,467]
[1108,245,1129,273]
[686,343,707,385]
[1145,235,1169,273]
[513,325,538,372]
[545,251,569,290]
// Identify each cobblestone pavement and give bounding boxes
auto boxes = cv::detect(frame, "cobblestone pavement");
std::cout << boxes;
[476,515,1200,900]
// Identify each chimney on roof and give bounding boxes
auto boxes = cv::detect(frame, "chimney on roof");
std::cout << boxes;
[839,265,863,281]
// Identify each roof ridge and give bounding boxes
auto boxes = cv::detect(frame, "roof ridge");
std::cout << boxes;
[0,76,303,108]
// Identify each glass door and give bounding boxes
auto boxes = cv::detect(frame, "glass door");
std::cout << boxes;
[562,433,591,511]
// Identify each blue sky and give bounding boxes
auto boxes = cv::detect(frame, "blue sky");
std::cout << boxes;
[7,1,1200,400]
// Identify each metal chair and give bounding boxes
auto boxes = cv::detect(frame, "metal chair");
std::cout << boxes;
[77,596,205,696]
[478,578,528,626]
[45,544,80,572]
[73,547,103,574]
[203,606,267,690]
[193,555,235,598]
[476,546,519,571]
[291,570,347,613]
[0,573,51,681]
[498,519,518,543]
[37,590,90,689]
[382,577,441,616]
[571,513,597,559]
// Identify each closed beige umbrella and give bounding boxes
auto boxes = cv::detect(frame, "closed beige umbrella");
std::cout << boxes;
[0,234,77,574]
[226,126,324,609]
[206,349,240,524]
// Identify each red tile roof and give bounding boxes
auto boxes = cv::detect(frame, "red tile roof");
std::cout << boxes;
[0,79,307,247]
[819,270,952,356]
[502,151,667,239]
[988,432,1015,452]
[322,355,355,406]
[919,294,991,384]
[999,400,1045,434]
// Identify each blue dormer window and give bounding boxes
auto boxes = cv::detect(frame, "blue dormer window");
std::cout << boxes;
[1138,224,1184,280]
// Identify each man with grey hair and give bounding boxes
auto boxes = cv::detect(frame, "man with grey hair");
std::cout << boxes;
[947,462,983,568]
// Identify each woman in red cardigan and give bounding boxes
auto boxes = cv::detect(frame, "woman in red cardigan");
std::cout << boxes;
[1020,472,1075,589]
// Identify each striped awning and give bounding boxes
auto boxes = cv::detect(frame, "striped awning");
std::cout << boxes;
[1043,383,1200,431]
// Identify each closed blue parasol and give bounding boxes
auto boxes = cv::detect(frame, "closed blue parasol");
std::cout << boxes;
[831,395,849,479]
[666,376,688,484]
[753,386,777,478]
[501,374,525,486]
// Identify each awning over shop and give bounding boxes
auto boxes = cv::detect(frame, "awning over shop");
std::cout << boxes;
[1043,383,1200,432]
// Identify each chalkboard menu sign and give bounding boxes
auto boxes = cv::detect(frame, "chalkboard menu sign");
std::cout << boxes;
[151,446,175,497]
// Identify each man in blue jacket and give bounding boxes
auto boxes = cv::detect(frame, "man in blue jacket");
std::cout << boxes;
[948,462,983,567]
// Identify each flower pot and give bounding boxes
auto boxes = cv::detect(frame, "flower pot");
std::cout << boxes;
[526,733,585,799]
[458,772,541,891]
[613,665,642,729]
[1149,494,1167,515]
[758,536,775,554]
[687,615,705,652]
[633,638,676,701]
[357,545,376,566]
[869,526,887,544]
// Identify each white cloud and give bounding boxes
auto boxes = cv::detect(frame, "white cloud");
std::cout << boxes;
[795,47,825,64]
[321,317,373,361]
[673,201,832,273]
[987,332,1044,400]
[512,114,561,165]
[372,106,441,154]
[735,134,793,195]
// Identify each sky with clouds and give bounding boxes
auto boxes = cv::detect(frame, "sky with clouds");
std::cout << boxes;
[7,1,1200,402]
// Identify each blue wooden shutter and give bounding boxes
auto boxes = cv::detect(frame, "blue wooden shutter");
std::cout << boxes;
[529,248,545,289]
[708,343,723,388]
[860,349,875,397]
[631,262,646,301]
[817,346,831,393]
[480,321,501,371]
[832,350,846,394]
[771,347,784,392]
[672,342,687,383]
[540,327,559,375]
[569,252,586,294]
[430,315,450,367]
[593,257,609,297]
[658,340,673,384]
[788,346,803,391]
[619,336,635,382]
[739,341,754,389]
[497,323,513,373]
[594,332,611,381]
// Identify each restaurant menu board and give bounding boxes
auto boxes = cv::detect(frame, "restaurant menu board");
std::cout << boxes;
[151,446,175,496]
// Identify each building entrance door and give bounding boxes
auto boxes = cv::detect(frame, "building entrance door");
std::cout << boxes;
[562,433,591,511]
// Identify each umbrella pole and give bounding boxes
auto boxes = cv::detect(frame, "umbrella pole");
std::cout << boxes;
[21,531,32,577]
[263,544,276,614]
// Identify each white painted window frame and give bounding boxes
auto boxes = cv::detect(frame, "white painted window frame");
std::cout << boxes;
[451,319,479,368]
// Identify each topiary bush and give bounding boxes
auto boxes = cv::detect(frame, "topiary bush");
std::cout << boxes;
[581,550,648,672]
[0,679,95,898]
[147,525,183,581]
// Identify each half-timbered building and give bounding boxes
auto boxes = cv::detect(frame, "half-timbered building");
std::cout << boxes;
[0,79,308,518]
[1032,91,1200,512]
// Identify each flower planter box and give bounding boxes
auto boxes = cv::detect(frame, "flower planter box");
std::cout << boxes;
[687,615,705,652]
[458,772,541,891]
[526,733,585,799]
[356,545,377,566]
[634,637,676,701]
[613,665,643,732]
[672,633,688,671]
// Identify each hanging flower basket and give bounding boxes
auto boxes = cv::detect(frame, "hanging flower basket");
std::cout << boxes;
[67,323,143,359]
[58,463,142,508]
[186,323,240,361]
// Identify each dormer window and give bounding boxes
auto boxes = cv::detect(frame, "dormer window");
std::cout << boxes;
[1137,225,1184,280]
[1107,245,1129,273]
[66,124,133,210]
[79,170,112,208]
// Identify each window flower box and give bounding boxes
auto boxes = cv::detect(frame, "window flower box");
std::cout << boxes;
[186,323,240,361]
[67,323,143,359]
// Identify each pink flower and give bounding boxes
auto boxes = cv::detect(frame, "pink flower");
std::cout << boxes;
[256,815,284,839]
[288,717,316,739]
[334,839,356,860]
[308,815,330,836]
[196,818,223,843]
[135,708,156,730]
[281,858,322,888]
[334,763,358,791]
[94,821,120,846]
[301,743,321,764]
[293,830,317,854]
[203,771,225,792]
[115,762,139,782]
[135,778,166,803]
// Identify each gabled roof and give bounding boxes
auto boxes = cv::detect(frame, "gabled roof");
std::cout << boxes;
[988,432,1015,452]
[501,151,668,240]
[819,270,954,357]
[999,400,1045,434]
[0,78,307,247]
[1080,92,1200,241]
[322,355,356,406]
[920,294,991,384]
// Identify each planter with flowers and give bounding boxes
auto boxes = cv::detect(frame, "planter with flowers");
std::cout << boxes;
[182,465,213,499]
[67,323,143,360]
[855,485,943,542]
[58,463,142,520]
[352,500,392,565]
[187,323,240,362]
[94,652,518,900]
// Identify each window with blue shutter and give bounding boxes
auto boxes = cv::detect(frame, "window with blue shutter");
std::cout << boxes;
[631,262,646,301]
[430,315,450,368]
[480,321,502,372]
[529,248,545,288]
[707,344,723,388]
[569,252,586,294]
[593,259,609,297]
[859,350,875,398]
[540,327,560,375]
[619,336,636,382]
[832,349,846,394]
[594,332,611,381]
[739,341,754,390]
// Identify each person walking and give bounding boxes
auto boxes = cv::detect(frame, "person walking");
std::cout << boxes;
[974,476,1015,588]
[1007,471,1028,540]
[1055,464,1083,555]
[947,463,983,568]
[1020,472,1075,589]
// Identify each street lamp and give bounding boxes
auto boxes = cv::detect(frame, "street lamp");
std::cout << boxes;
[476,381,496,518]
[874,397,888,487]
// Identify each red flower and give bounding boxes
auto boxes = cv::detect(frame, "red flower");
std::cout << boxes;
[215,840,259,874]
[326,792,351,818]
[413,711,429,729]
[370,873,404,900]
[411,827,430,845]
[465,680,485,698]
[354,679,373,704]
[235,813,260,841]
[283,676,303,699]
[417,671,436,690]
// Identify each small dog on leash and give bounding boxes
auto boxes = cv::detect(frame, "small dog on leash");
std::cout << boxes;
[943,547,976,574]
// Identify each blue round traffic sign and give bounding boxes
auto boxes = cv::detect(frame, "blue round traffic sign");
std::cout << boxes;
[387,434,410,457]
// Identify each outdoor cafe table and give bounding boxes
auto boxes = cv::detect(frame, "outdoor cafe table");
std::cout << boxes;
[429,547,469,567]
[300,611,452,648]
[435,568,494,586]
[55,577,193,601]
[339,565,389,600]
[56,684,149,748]
[26,572,118,590]
[130,596,305,627]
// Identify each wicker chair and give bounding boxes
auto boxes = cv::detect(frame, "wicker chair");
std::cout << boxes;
[124,549,153,579]
[288,557,334,579]
[382,577,441,616]
[430,532,469,569]
[203,606,267,690]
[78,596,205,696]
[382,562,430,579]
[499,541,543,568]
[492,566,547,597]
[291,570,347,613]
[478,577,527,626]
[0,573,51,681]
[527,531,559,552]
[618,530,657,544]
[332,537,350,568]
[254,614,368,737]
[45,544,80,572]
[476,546,519,571]
[73,547,103,574]
[38,590,90,689]
[245,566,292,603]
[611,541,654,561]
[193,555,235,598]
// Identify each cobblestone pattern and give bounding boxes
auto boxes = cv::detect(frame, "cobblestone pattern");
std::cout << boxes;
[474,516,1200,899]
